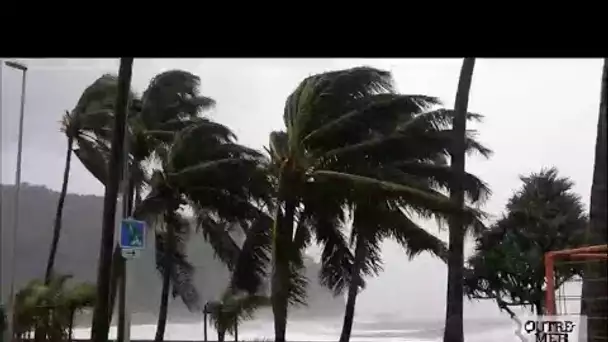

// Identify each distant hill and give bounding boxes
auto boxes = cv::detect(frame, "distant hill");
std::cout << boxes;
[0,183,344,324]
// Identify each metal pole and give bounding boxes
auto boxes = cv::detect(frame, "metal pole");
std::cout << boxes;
[122,125,131,342]
[0,59,5,342]
[4,60,28,342]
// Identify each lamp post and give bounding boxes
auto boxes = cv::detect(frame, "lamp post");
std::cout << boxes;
[2,59,28,342]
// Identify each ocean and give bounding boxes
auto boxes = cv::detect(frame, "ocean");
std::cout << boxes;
[72,315,527,341]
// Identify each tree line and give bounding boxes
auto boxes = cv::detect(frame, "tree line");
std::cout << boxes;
[5,58,606,342]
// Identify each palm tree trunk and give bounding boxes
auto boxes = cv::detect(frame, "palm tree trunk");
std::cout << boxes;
[106,244,122,329]
[443,58,476,342]
[90,57,134,342]
[45,134,74,283]
[271,186,296,342]
[68,308,75,341]
[217,329,225,342]
[234,318,238,342]
[203,310,208,342]
[580,58,608,342]
[534,299,543,316]
[155,223,175,342]
[339,235,365,342]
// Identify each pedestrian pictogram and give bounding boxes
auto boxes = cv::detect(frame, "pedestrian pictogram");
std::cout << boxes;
[120,219,146,250]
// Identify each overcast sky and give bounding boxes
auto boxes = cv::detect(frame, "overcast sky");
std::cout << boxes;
[1,58,603,321]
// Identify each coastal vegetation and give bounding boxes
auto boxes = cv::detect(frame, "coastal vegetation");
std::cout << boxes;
[3,58,606,342]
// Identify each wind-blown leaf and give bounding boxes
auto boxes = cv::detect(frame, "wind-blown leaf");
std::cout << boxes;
[195,210,241,270]
[208,292,271,335]
[302,94,440,147]
[394,161,490,203]
[230,214,272,294]
[73,137,109,185]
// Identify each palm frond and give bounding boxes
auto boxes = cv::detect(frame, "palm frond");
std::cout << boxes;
[73,137,109,185]
[155,211,200,311]
[269,131,289,162]
[391,161,491,203]
[208,292,271,335]
[230,214,272,294]
[72,74,120,114]
[398,109,483,132]
[171,158,256,180]
[302,93,440,148]
[284,67,395,150]
[316,225,354,296]
[380,207,448,261]
[195,210,241,270]
[318,127,491,170]
[140,70,215,128]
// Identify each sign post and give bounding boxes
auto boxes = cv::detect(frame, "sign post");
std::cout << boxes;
[119,218,146,342]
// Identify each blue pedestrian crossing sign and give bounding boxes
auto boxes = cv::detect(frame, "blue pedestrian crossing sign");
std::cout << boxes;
[120,219,146,250]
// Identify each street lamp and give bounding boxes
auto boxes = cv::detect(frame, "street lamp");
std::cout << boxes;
[1,59,28,342]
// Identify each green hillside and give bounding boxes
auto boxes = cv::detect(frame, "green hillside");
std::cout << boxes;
[1,183,344,324]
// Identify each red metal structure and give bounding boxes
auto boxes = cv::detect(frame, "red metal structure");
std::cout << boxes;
[544,244,608,315]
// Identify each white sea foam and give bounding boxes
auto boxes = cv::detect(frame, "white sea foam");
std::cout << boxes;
[72,316,520,341]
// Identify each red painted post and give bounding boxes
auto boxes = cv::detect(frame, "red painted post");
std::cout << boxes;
[544,252,556,315]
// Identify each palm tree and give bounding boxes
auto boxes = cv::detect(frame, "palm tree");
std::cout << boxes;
[443,57,476,342]
[261,67,487,342]
[136,174,196,342]
[90,57,134,342]
[207,292,270,342]
[580,58,607,342]
[132,117,273,342]
[64,282,96,341]
[335,105,491,342]
[70,69,217,341]
[12,275,95,342]
[339,201,449,342]
[132,166,200,342]
[45,74,136,284]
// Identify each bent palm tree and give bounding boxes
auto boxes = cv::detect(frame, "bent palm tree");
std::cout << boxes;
[336,108,491,342]
[134,170,197,342]
[71,70,217,341]
[45,73,137,284]
[133,118,273,342]
[262,67,487,342]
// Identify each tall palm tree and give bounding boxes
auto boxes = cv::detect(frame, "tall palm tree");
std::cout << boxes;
[337,109,491,342]
[443,57,476,342]
[133,169,195,342]
[262,67,486,342]
[580,58,607,342]
[70,69,217,341]
[339,201,450,342]
[133,117,273,342]
[45,74,136,284]
[133,164,202,342]
[90,57,134,342]
[334,105,490,341]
